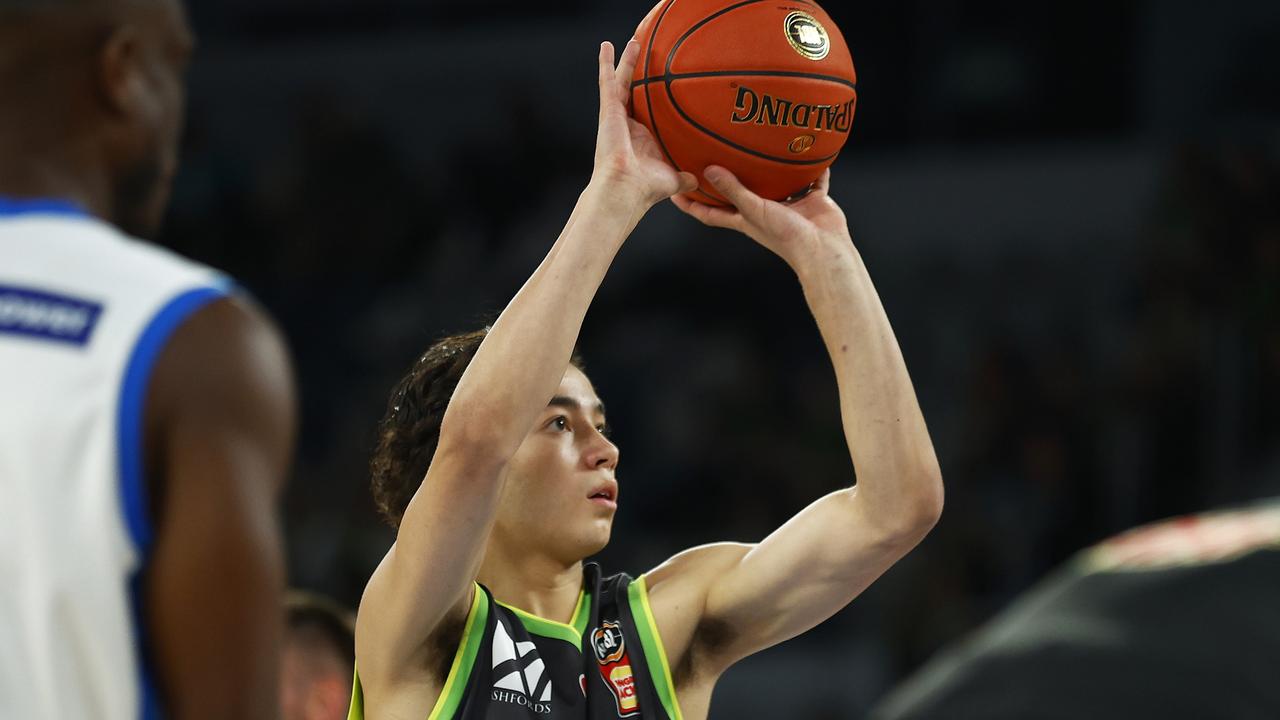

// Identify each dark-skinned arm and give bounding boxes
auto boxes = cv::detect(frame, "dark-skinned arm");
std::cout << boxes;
[143,296,297,720]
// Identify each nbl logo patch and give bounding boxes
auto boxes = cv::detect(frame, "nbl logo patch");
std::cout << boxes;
[591,621,640,717]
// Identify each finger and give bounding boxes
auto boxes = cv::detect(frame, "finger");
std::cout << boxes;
[676,171,698,195]
[703,165,769,221]
[598,42,616,117]
[616,39,641,101]
[671,193,747,231]
[814,168,831,196]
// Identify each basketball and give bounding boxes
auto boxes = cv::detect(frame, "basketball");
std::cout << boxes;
[630,0,857,206]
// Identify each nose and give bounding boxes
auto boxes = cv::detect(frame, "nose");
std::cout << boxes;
[584,431,619,471]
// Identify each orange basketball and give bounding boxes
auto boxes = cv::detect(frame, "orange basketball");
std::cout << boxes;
[630,0,857,206]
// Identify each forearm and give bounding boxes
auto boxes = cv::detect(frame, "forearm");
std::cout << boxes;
[794,243,943,534]
[443,182,642,458]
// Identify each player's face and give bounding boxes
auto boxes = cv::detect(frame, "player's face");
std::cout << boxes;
[495,366,620,563]
[112,0,193,237]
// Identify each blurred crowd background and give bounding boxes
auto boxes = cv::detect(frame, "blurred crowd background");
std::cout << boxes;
[164,1,1279,716]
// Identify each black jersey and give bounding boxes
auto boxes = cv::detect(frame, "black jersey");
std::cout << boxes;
[349,563,683,719]
[871,499,1280,720]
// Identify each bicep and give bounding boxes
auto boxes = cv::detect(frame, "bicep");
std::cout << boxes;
[698,488,920,666]
[144,297,296,720]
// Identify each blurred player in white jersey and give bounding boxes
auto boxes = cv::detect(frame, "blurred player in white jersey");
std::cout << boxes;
[0,0,296,718]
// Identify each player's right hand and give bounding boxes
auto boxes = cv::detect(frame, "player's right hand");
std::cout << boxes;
[672,166,853,273]
[592,40,697,209]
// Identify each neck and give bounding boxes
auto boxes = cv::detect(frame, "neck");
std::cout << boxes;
[0,132,113,221]
[477,539,584,624]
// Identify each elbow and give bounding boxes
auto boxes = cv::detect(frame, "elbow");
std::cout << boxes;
[903,470,944,539]
[872,469,944,547]
[914,480,945,533]
[436,409,518,472]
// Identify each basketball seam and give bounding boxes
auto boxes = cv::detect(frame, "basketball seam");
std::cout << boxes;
[665,0,765,74]
[642,0,682,177]
[631,69,856,90]
[691,187,722,203]
[661,0,850,166]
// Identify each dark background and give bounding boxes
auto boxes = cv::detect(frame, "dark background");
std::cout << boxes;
[166,1,1280,716]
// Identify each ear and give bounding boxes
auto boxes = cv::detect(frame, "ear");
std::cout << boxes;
[97,25,149,118]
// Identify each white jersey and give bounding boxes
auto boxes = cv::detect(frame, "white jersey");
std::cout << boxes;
[0,197,230,720]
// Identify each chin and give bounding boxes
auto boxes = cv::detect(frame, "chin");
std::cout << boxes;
[577,524,613,559]
[545,516,613,564]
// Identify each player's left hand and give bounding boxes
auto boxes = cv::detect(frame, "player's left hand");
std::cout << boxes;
[592,40,697,209]
[672,166,851,268]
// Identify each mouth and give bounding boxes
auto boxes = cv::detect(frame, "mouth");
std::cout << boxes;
[588,483,618,509]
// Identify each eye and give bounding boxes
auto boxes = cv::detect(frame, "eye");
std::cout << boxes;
[548,416,570,432]
[596,424,611,438]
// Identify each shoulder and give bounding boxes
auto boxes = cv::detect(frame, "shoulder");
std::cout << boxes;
[354,578,482,717]
[149,294,292,422]
[356,558,482,680]
[62,216,229,292]
[592,548,752,611]
[640,543,754,627]
[642,542,754,597]
[636,543,755,682]
[4,214,231,337]
[31,215,237,360]
[144,293,295,497]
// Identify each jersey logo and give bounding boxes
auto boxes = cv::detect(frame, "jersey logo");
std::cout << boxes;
[0,284,102,347]
[591,621,641,717]
[491,617,553,714]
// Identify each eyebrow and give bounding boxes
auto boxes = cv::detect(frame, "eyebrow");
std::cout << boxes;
[548,396,606,416]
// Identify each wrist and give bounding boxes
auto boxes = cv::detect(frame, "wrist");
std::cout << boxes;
[569,181,649,251]
[788,232,860,283]
[586,170,655,207]
[583,178,650,220]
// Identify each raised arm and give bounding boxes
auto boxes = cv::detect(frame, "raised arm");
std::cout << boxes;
[355,39,695,684]
[654,168,944,674]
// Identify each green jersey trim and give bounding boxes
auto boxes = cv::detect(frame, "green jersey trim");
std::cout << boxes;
[344,584,489,720]
[346,664,363,720]
[628,576,685,720]
[430,584,490,720]
[495,587,590,646]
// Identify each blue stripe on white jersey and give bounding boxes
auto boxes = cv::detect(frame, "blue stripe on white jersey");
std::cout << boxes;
[0,198,232,720]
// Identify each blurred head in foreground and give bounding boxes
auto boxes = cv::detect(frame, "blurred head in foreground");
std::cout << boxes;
[282,592,356,720]
[871,498,1280,720]
[0,0,193,237]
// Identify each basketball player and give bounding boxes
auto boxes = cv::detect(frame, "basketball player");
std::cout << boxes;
[350,40,943,719]
[283,593,357,720]
[0,1,296,718]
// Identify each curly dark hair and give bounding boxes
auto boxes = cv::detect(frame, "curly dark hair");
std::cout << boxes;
[370,328,584,529]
